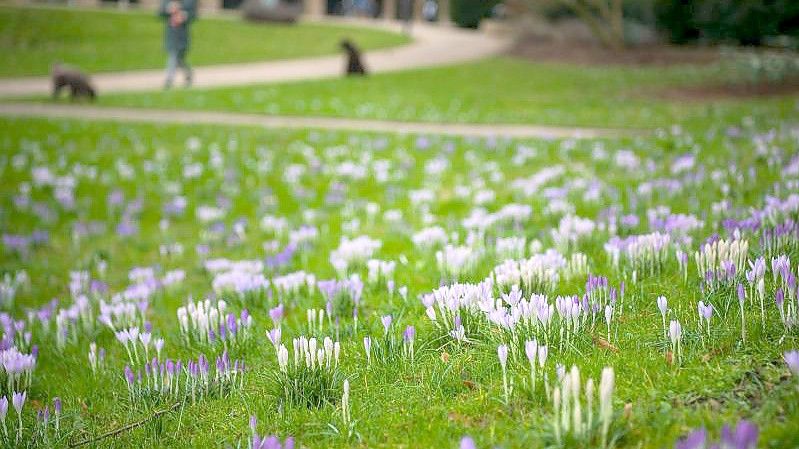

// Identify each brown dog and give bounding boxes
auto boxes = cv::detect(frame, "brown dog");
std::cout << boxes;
[52,64,96,101]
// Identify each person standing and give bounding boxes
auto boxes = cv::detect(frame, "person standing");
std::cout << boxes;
[160,0,197,89]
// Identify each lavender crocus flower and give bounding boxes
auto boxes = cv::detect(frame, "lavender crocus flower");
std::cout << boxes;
[720,420,758,449]
[381,315,392,336]
[784,350,799,377]
[674,428,706,449]
[497,344,508,370]
[460,436,477,449]
[0,396,7,431]
[11,391,25,415]
[403,325,415,343]
[363,336,372,365]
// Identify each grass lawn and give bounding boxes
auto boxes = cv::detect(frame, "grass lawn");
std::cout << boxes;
[0,5,409,78]
[92,57,799,130]
[1,109,798,448]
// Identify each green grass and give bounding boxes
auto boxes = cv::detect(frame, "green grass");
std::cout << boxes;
[0,5,409,77]
[1,110,798,448]
[92,57,799,129]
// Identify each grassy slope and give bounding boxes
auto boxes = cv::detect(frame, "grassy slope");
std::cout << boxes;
[1,110,798,448]
[0,5,409,77]
[94,57,799,129]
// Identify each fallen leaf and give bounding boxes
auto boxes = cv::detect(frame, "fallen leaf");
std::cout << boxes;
[593,336,620,353]
[441,351,450,363]
[462,379,475,390]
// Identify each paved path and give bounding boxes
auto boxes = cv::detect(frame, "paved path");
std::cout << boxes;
[0,19,511,98]
[0,102,630,139]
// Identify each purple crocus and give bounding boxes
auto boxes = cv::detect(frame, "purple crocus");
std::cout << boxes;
[784,350,799,376]
[11,391,25,416]
[269,304,284,324]
[460,436,477,449]
[497,344,509,370]
[381,315,392,336]
[674,428,706,449]
[403,325,416,343]
[720,420,758,449]
[0,396,7,425]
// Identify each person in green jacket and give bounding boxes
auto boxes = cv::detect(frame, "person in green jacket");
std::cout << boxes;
[160,0,197,89]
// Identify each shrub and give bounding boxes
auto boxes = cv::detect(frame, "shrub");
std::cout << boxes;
[450,0,501,29]
[654,0,799,46]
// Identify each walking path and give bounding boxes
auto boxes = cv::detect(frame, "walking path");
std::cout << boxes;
[0,19,511,98]
[0,102,631,139]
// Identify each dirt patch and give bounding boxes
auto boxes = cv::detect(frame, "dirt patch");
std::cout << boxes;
[509,36,719,66]
[657,78,799,101]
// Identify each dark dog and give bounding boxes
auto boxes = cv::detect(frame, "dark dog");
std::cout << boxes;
[340,40,367,76]
[52,64,96,101]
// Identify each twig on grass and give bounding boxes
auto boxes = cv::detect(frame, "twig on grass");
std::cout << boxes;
[68,402,181,448]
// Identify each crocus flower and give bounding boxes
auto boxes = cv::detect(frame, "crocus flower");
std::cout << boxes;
[674,428,706,449]
[0,396,7,436]
[784,350,799,377]
[460,436,477,449]
[403,325,416,343]
[599,367,615,448]
[669,320,682,364]
[11,392,25,416]
[738,282,747,343]
[249,415,257,433]
[657,296,668,337]
[53,396,62,430]
[363,337,372,365]
[720,420,758,449]
[497,344,510,403]
[497,344,508,370]
[381,315,392,336]
[12,391,24,442]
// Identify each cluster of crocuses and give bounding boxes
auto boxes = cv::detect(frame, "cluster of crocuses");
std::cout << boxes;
[32,396,62,445]
[551,215,597,252]
[494,236,527,261]
[604,232,672,275]
[422,274,623,349]
[247,415,294,449]
[115,326,164,365]
[412,225,449,251]
[275,335,341,373]
[674,419,758,449]
[0,391,30,443]
[176,298,253,348]
[318,276,364,324]
[436,244,482,281]
[0,347,36,394]
[694,238,750,290]
[492,249,588,294]
[329,235,382,276]
[211,269,270,300]
[366,259,396,286]
[124,351,244,403]
[0,270,27,308]
[551,365,615,448]
[98,297,147,331]
[272,270,316,300]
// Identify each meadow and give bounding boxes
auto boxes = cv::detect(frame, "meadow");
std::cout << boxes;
[93,57,799,130]
[1,107,798,449]
[0,5,409,77]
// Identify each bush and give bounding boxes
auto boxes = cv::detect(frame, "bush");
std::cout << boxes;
[655,0,799,46]
[450,0,501,29]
